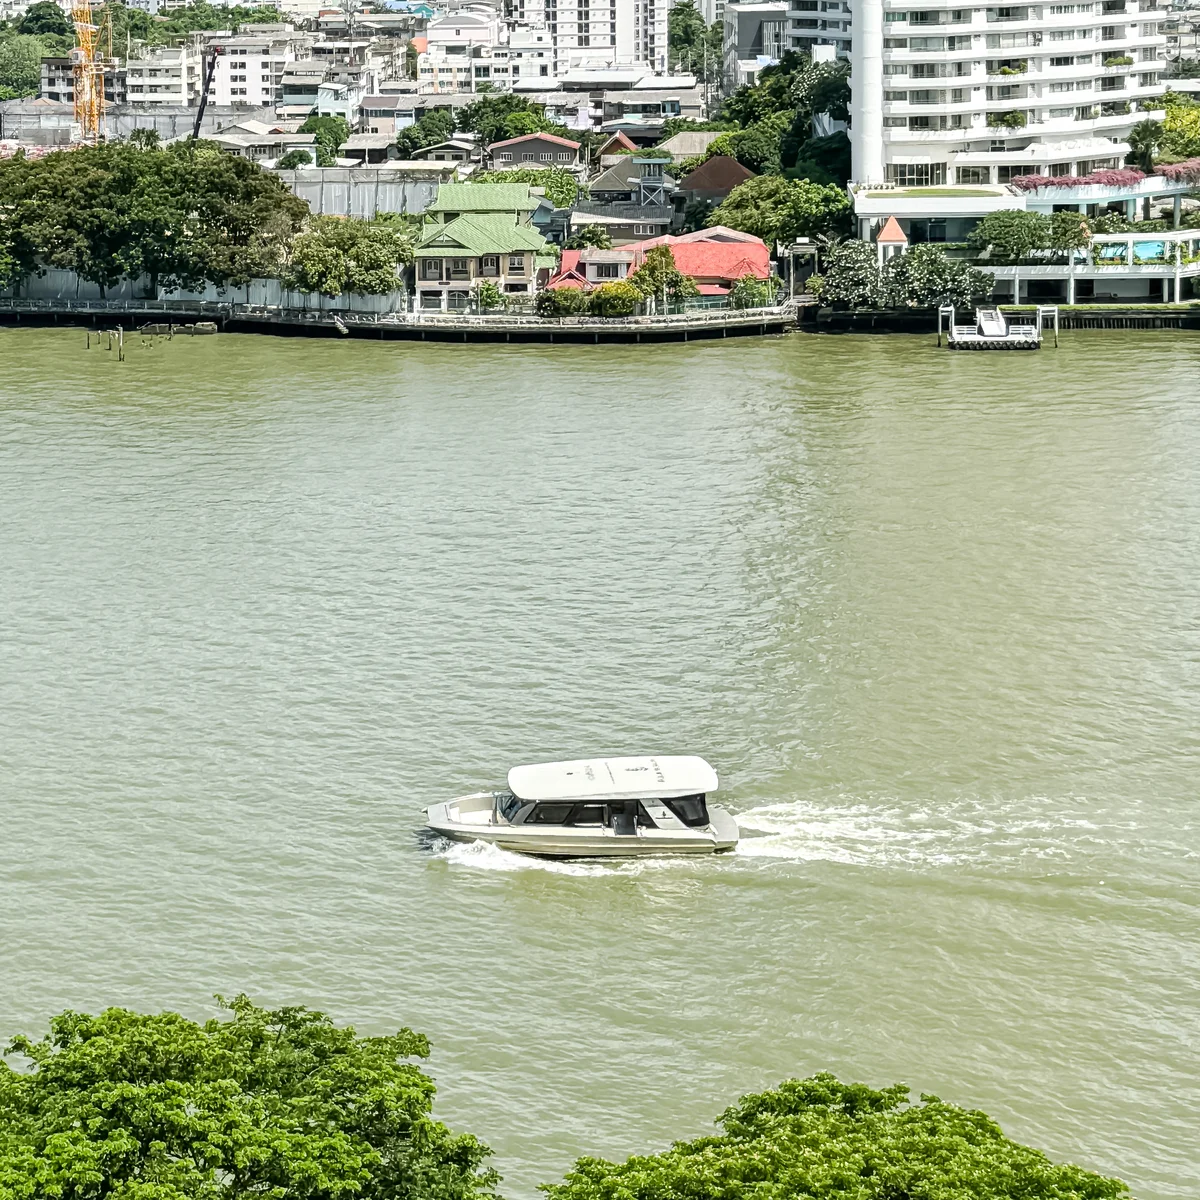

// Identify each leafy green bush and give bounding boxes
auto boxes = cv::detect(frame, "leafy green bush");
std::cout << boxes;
[967,209,1050,260]
[588,281,642,317]
[543,1075,1128,1200]
[883,244,994,308]
[1049,209,1092,252]
[0,996,499,1200]
[987,110,1028,129]
[812,239,882,309]
[535,286,590,316]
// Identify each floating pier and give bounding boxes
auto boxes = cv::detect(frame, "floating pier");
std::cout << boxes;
[938,305,1058,350]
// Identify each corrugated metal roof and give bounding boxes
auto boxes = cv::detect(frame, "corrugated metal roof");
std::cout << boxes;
[426,182,539,213]
[416,212,549,256]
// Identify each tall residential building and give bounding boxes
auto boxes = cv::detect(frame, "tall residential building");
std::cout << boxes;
[125,46,199,106]
[202,27,314,109]
[851,0,1167,186]
[505,0,670,73]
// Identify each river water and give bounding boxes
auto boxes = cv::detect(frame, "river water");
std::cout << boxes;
[1,326,1198,1197]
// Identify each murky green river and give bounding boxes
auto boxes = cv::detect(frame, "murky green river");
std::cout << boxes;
[1,326,1198,1197]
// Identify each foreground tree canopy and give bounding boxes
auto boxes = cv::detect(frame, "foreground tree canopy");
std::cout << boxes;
[544,1074,1128,1200]
[0,1002,1130,1200]
[0,996,498,1200]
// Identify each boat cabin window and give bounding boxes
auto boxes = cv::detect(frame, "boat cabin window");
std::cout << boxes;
[665,793,710,828]
[568,804,606,825]
[528,802,576,824]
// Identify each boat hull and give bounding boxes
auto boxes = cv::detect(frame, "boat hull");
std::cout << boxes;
[425,798,739,858]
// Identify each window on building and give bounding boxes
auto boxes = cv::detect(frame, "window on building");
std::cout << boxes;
[887,162,948,185]
[1048,160,1073,174]
[508,255,525,273]
[595,262,620,278]
[957,165,991,183]
[421,259,442,280]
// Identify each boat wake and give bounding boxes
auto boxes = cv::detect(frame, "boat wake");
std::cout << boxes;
[428,836,660,877]
[734,795,1105,870]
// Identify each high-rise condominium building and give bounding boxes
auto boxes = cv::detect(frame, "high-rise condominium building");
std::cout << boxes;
[505,0,670,73]
[852,0,1167,186]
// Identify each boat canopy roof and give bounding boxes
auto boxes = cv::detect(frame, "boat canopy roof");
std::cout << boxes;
[507,756,718,802]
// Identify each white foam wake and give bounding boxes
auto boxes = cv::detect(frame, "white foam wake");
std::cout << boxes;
[428,836,651,877]
[734,796,1105,869]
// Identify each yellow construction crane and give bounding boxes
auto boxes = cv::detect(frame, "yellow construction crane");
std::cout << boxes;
[70,0,111,144]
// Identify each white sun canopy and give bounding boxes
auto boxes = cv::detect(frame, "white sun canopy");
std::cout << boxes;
[508,756,718,802]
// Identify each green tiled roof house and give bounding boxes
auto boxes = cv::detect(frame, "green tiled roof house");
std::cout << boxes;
[415,182,558,311]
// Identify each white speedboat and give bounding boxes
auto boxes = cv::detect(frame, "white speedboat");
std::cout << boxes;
[425,755,738,858]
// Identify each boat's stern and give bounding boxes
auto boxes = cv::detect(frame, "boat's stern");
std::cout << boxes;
[709,806,740,852]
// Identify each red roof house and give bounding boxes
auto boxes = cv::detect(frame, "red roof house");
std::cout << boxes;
[547,229,770,296]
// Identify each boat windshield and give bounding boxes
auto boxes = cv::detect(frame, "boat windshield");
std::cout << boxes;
[665,793,709,828]
[496,792,523,822]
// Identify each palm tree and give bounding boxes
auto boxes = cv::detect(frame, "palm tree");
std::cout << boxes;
[1127,119,1162,172]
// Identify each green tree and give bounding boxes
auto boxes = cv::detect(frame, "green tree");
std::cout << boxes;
[882,244,995,308]
[588,280,642,316]
[809,238,881,309]
[543,1075,1128,1200]
[0,995,499,1200]
[395,109,456,159]
[627,244,699,304]
[1049,209,1092,253]
[709,174,851,245]
[457,93,568,145]
[300,114,351,166]
[787,130,851,186]
[276,148,314,169]
[1126,117,1162,170]
[967,209,1050,260]
[16,0,71,37]
[0,34,44,98]
[720,111,791,175]
[565,223,612,250]
[667,0,722,81]
[0,140,308,294]
[722,50,810,126]
[286,215,413,296]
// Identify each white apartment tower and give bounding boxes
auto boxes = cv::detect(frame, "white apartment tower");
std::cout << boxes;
[851,0,1167,186]
[506,0,670,73]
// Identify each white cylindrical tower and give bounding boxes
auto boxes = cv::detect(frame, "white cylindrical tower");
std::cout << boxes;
[851,0,885,186]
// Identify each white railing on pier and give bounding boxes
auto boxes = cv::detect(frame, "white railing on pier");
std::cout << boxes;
[0,296,795,333]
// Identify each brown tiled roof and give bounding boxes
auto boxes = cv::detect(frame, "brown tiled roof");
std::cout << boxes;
[679,155,756,192]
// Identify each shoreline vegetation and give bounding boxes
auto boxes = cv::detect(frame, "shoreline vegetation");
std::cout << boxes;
[0,996,1130,1198]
